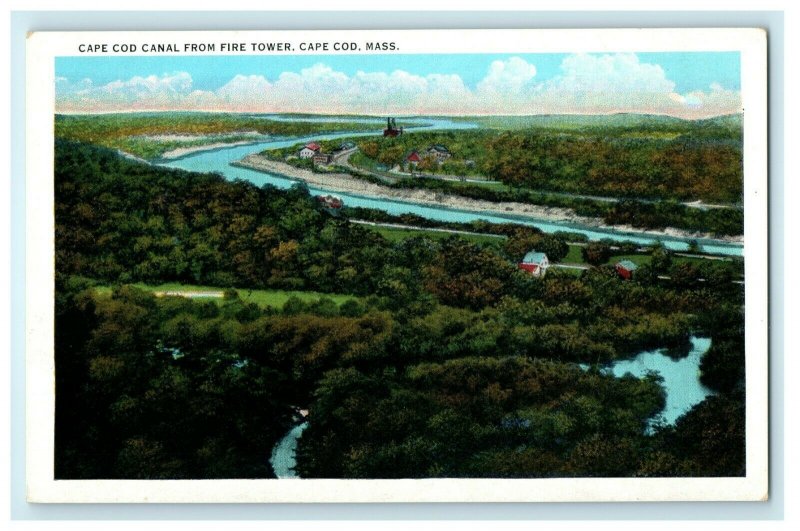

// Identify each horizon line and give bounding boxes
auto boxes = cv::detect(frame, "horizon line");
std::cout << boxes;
[53,109,744,121]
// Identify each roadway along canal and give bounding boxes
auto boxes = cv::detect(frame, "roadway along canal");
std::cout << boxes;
[158,118,743,257]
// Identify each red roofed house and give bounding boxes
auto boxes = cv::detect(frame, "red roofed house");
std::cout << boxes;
[405,150,421,174]
[299,142,321,159]
[615,260,638,280]
[518,251,549,278]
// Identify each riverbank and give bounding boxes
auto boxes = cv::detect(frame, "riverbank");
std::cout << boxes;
[234,154,744,245]
[159,139,270,160]
[117,150,151,165]
[117,139,272,163]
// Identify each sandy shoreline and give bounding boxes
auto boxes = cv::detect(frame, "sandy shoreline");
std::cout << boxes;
[158,139,269,160]
[117,150,152,165]
[234,154,744,245]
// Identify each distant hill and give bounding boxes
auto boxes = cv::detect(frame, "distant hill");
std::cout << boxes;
[455,113,743,132]
[694,113,743,129]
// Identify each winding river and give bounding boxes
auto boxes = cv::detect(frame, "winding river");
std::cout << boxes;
[270,421,308,479]
[155,118,726,477]
[158,117,743,256]
[270,337,715,478]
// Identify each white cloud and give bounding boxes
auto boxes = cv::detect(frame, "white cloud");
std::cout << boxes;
[58,72,202,111]
[55,55,742,119]
[554,53,673,94]
[668,83,742,116]
[55,76,93,95]
[521,53,741,118]
[528,53,675,114]
[477,57,537,95]
[216,75,272,105]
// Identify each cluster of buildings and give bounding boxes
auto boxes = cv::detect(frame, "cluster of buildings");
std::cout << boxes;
[517,251,639,280]
[298,141,356,166]
[405,144,452,169]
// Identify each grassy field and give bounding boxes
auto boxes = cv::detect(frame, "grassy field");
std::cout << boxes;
[563,244,585,264]
[362,226,741,274]
[94,282,358,309]
[549,266,585,277]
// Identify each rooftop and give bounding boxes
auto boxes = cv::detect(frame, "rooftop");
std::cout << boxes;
[522,251,548,264]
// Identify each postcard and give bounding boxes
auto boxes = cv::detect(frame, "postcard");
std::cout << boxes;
[25,28,768,503]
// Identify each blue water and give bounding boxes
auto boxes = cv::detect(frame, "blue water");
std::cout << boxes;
[270,422,308,479]
[581,336,715,431]
[158,118,742,256]
[272,337,713,478]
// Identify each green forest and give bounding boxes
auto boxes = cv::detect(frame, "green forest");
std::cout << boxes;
[54,113,373,160]
[338,117,743,204]
[55,140,745,479]
[264,116,744,236]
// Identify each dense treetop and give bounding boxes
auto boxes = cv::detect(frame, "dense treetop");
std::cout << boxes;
[54,139,745,479]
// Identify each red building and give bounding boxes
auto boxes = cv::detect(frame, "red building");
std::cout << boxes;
[315,194,343,209]
[383,117,403,137]
[615,260,638,280]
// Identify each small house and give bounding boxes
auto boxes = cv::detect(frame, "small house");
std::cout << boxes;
[518,251,549,277]
[426,144,451,162]
[299,142,321,159]
[405,151,422,174]
[615,260,638,280]
[406,150,421,164]
[338,141,356,151]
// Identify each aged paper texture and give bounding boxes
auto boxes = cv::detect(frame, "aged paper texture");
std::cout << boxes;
[26,28,768,503]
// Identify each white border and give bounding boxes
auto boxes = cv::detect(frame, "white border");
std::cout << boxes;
[25,28,769,503]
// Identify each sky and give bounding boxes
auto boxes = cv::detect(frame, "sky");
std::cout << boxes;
[55,52,741,119]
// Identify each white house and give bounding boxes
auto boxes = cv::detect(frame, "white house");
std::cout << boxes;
[426,144,452,163]
[518,251,549,277]
[299,142,321,159]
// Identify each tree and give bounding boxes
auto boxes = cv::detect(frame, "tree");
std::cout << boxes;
[581,242,612,266]
[699,261,735,288]
[660,394,745,476]
[687,239,702,254]
[700,338,745,392]
[359,141,379,159]
[377,145,405,168]
[669,262,701,288]
[650,245,673,273]
[633,263,658,285]
[416,154,438,174]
